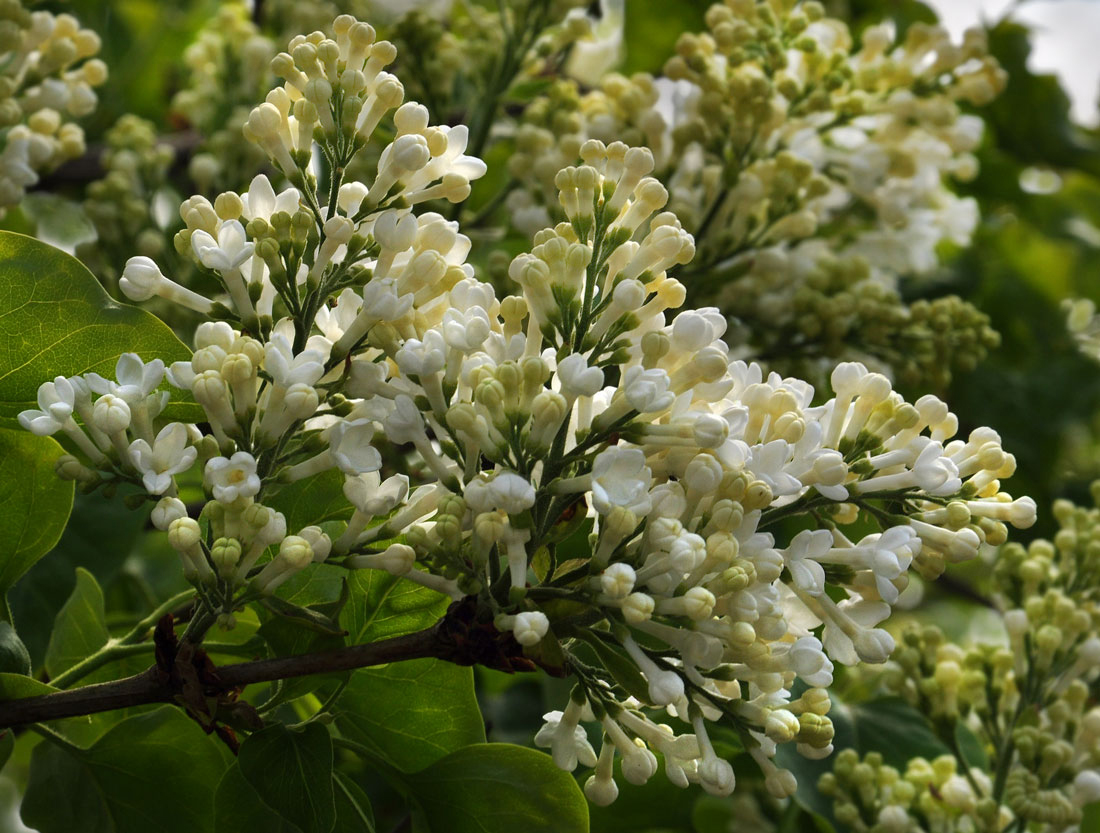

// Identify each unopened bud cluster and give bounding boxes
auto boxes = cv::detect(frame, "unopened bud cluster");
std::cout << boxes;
[840,486,1100,830]
[171,3,274,193]
[820,750,1005,833]
[0,1,106,208]
[77,115,175,283]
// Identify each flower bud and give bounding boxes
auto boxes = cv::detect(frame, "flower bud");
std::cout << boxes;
[513,611,549,646]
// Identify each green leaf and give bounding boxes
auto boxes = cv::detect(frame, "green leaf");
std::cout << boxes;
[0,672,56,699]
[954,721,990,772]
[238,722,336,833]
[0,429,74,613]
[0,622,31,675]
[846,698,951,769]
[45,567,109,678]
[406,744,588,833]
[343,570,449,644]
[21,706,228,833]
[214,763,374,833]
[336,658,484,773]
[10,489,150,665]
[0,230,195,424]
[267,470,355,530]
[214,762,305,833]
[332,773,375,833]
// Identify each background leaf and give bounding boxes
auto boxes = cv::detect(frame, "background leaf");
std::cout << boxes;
[343,571,449,644]
[335,658,485,773]
[0,622,31,675]
[21,706,229,833]
[406,743,589,833]
[44,567,110,679]
[238,722,337,833]
[215,762,305,833]
[10,489,149,667]
[267,470,355,530]
[0,429,74,617]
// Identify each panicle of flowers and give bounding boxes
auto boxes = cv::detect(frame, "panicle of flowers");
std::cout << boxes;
[0,0,106,209]
[17,12,1037,808]
[502,0,1004,386]
[660,1,1003,276]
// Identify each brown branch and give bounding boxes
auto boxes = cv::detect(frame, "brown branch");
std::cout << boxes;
[0,624,445,729]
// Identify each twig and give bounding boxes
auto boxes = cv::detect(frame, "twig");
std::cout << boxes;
[0,623,445,728]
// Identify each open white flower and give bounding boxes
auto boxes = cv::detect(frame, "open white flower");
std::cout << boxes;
[240,174,301,222]
[85,353,164,404]
[205,452,261,502]
[328,419,383,475]
[18,376,75,436]
[591,447,652,516]
[192,219,254,271]
[129,423,197,495]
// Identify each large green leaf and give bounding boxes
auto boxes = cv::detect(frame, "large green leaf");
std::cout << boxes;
[0,429,73,614]
[0,230,194,424]
[238,723,336,833]
[44,567,109,679]
[343,570,449,645]
[21,706,228,833]
[406,744,589,833]
[336,658,484,773]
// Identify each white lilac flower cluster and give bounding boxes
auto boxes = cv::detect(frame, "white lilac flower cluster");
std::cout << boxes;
[0,1,106,209]
[18,13,1036,806]
[505,1,1005,387]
